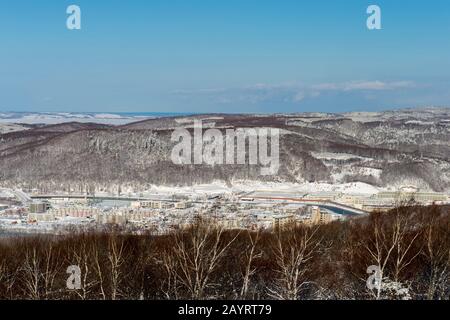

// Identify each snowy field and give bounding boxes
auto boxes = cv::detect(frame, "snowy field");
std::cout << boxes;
[0,112,154,125]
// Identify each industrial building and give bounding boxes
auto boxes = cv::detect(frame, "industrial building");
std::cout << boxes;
[376,191,447,204]
[360,199,395,212]
[174,201,192,209]
[28,212,55,222]
[305,192,341,201]
[29,201,50,213]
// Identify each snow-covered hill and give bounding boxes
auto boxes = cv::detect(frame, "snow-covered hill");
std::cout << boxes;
[0,107,449,193]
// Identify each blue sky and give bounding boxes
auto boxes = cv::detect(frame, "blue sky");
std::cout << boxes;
[0,0,449,113]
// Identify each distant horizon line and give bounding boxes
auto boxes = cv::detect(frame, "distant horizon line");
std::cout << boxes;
[1,105,450,116]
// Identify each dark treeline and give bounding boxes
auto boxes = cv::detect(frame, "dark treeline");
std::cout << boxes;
[0,205,448,300]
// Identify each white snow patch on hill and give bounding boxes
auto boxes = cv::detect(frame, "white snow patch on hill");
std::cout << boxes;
[0,123,30,134]
[312,152,372,161]
[0,112,152,125]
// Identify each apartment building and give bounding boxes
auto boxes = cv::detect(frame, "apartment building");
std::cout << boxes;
[310,206,340,224]
[272,214,295,231]
[135,200,173,210]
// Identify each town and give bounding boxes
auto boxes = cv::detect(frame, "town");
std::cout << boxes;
[1,184,448,236]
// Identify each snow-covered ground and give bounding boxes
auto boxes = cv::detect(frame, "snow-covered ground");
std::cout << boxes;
[311,152,372,161]
[141,180,383,196]
[0,123,30,134]
[0,216,92,235]
[0,112,154,125]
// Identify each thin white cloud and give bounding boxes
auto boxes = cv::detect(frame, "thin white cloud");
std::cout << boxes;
[343,80,416,91]
[312,80,416,91]
[173,80,417,104]
[292,91,306,102]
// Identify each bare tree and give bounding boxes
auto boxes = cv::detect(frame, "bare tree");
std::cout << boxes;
[363,206,422,299]
[42,243,62,299]
[22,247,41,300]
[108,234,126,300]
[158,245,180,299]
[240,230,262,299]
[172,220,239,299]
[69,236,98,299]
[268,226,321,300]
[92,239,106,300]
[0,255,20,299]
[421,209,450,299]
